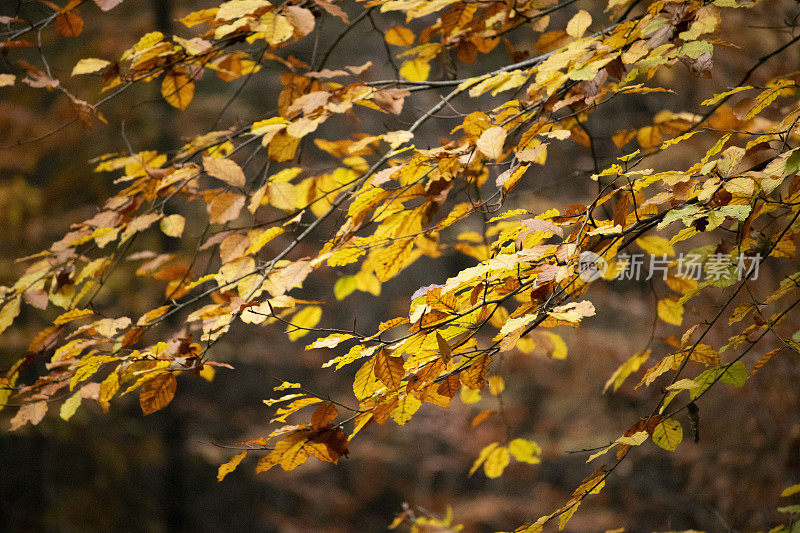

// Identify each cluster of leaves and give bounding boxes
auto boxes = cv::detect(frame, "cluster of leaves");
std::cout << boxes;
[1,0,800,530]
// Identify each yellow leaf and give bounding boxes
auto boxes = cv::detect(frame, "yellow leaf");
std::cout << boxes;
[0,73,15,87]
[353,358,380,400]
[216,0,269,20]
[160,214,185,238]
[54,307,94,325]
[391,392,421,425]
[460,386,481,404]
[483,445,511,478]
[636,236,674,257]
[274,381,301,391]
[657,297,684,326]
[306,333,353,350]
[603,350,650,392]
[566,10,591,38]
[161,69,195,110]
[217,451,247,481]
[59,391,82,421]
[0,295,22,335]
[781,484,800,497]
[541,331,567,359]
[333,275,357,300]
[652,418,683,451]
[271,397,322,423]
[267,181,298,211]
[258,12,294,45]
[508,438,542,464]
[487,375,504,394]
[616,430,648,446]
[469,442,499,476]
[287,305,322,341]
[399,58,430,82]
[385,26,414,46]
[139,372,177,415]
[476,126,506,160]
[273,432,310,471]
[180,8,218,27]
[72,58,110,76]
[245,226,284,255]
[203,156,246,187]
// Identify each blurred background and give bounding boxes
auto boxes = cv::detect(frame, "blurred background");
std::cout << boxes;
[1,0,799,531]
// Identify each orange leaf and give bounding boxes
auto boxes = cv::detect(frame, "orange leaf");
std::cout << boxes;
[374,349,405,390]
[139,372,177,415]
[310,402,338,429]
[217,451,246,481]
[161,69,195,110]
[56,11,83,37]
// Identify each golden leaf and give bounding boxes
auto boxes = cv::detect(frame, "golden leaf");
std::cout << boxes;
[399,58,430,82]
[566,10,591,39]
[161,69,195,110]
[385,26,414,46]
[72,58,110,76]
[652,418,683,451]
[203,156,246,187]
[476,126,506,160]
[56,11,84,37]
[207,191,245,224]
[287,306,322,341]
[139,372,177,415]
[217,451,247,481]
[483,445,511,478]
[257,12,294,45]
[160,214,185,238]
[374,349,405,390]
[657,297,684,326]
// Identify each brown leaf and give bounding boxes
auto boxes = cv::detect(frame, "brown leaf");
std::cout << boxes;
[374,349,405,390]
[203,156,246,188]
[161,69,195,110]
[139,372,177,415]
[207,191,245,224]
[9,401,48,431]
[310,402,338,429]
[309,425,349,458]
[56,11,83,37]
[436,374,460,398]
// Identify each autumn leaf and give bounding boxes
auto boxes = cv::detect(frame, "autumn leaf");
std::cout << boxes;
[657,298,684,326]
[374,350,405,390]
[217,451,247,481]
[160,214,185,238]
[652,418,683,451]
[287,306,322,341]
[161,69,195,110]
[566,10,591,39]
[385,26,414,46]
[56,11,84,37]
[203,156,246,188]
[399,59,430,82]
[139,372,177,415]
[72,58,111,76]
[476,126,506,160]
